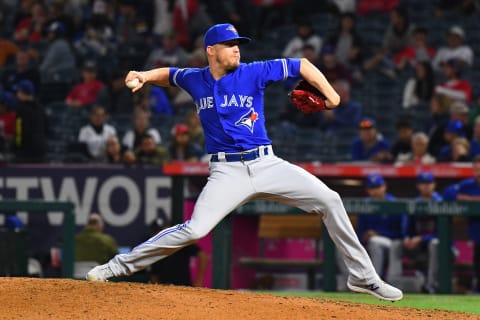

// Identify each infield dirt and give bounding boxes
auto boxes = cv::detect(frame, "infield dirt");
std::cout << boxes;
[0,278,478,320]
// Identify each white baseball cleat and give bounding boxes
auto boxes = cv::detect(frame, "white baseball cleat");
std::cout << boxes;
[347,277,403,302]
[86,263,114,282]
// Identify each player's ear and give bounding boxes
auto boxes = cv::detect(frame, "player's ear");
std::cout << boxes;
[206,46,214,56]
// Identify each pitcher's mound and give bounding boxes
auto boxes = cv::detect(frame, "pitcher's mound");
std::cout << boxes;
[0,278,475,320]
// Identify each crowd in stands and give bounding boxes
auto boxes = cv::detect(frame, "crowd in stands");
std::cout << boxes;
[0,0,479,166]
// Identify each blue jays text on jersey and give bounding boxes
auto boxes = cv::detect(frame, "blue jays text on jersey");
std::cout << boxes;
[169,58,301,153]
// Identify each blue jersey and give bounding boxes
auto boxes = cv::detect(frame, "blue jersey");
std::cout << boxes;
[169,59,301,153]
[408,192,443,242]
[357,193,407,240]
[351,136,391,162]
[443,178,480,243]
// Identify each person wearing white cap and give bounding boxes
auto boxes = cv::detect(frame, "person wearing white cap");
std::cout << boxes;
[432,25,474,71]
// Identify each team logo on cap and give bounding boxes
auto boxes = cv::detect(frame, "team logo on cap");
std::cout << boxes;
[235,108,258,133]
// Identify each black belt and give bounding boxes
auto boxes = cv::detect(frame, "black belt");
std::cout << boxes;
[210,147,270,162]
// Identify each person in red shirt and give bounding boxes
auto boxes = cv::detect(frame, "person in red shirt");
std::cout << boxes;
[65,61,105,109]
[434,58,472,104]
[393,27,435,72]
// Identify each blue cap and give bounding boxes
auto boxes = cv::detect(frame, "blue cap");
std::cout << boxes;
[417,171,434,183]
[366,173,385,188]
[359,117,376,129]
[203,23,251,49]
[445,119,464,136]
[6,215,24,230]
[13,79,35,95]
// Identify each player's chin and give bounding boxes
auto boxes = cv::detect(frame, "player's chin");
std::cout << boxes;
[226,60,240,72]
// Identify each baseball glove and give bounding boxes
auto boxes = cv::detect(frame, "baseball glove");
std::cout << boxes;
[288,80,328,113]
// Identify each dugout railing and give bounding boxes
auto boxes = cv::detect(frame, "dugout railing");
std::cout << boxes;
[0,200,75,278]
[163,162,479,294]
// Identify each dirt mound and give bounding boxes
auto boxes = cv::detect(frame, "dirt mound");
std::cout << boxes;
[0,278,477,320]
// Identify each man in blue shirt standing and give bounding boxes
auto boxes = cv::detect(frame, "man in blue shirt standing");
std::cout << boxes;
[86,23,402,301]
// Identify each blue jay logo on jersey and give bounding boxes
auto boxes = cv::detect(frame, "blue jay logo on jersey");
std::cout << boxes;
[235,108,259,133]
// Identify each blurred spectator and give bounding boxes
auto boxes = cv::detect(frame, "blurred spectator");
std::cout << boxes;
[391,172,443,293]
[144,31,189,69]
[438,136,471,163]
[363,6,414,76]
[393,27,435,72]
[0,91,17,155]
[384,5,415,52]
[435,0,479,16]
[282,21,323,58]
[356,0,399,15]
[65,61,105,109]
[432,26,474,71]
[74,8,115,62]
[44,1,76,41]
[395,132,436,165]
[151,0,174,45]
[13,79,47,163]
[147,216,208,286]
[442,155,480,293]
[169,123,205,161]
[402,61,434,109]
[13,1,48,44]
[357,173,407,279]
[325,12,366,80]
[428,101,472,157]
[172,0,213,50]
[436,119,466,161]
[1,48,40,92]
[319,79,362,133]
[105,135,126,164]
[248,0,295,40]
[469,87,480,125]
[0,39,19,67]
[115,0,153,48]
[434,58,472,104]
[77,105,117,161]
[96,70,134,114]
[318,45,352,84]
[391,118,413,160]
[329,0,357,14]
[470,116,480,158]
[39,21,77,84]
[133,133,170,166]
[351,117,393,163]
[451,137,472,162]
[75,213,118,264]
[122,109,161,152]
[185,109,205,148]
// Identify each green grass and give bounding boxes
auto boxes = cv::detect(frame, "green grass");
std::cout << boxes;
[269,292,480,315]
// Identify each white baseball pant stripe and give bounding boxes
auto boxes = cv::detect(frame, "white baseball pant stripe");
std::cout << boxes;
[108,152,378,283]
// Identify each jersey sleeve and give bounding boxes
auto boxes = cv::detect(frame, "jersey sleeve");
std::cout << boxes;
[169,67,187,89]
[251,58,302,87]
